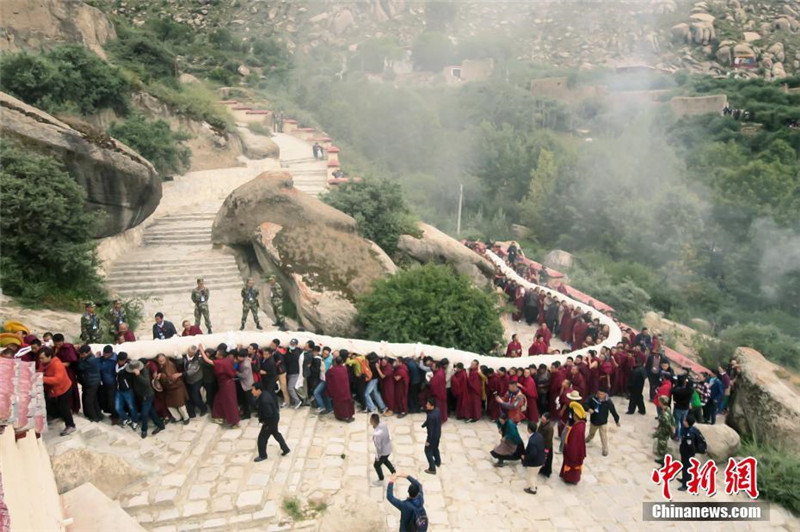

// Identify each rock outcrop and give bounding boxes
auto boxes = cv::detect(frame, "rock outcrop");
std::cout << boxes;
[236,126,280,159]
[51,448,145,498]
[0,0,116,59]
[397,223,494,288]
[212,171,395,335]
[543,249,574,272]
[728,347,800,454]
[0,92,161,238]
[700,424,740,463]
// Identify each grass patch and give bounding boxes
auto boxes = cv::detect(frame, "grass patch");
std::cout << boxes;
[247,121,273,137]
[282,496,328,522]
[146,81,234,132]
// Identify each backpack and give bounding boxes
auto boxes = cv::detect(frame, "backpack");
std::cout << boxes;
[694,429,708,454]
[410,505,428,532]
[358,357,372,380]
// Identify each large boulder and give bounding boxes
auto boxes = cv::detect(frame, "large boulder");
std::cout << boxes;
[699,423,740,462]
[236,126,280,159]
[51,448,145,498]
[727,347,800,454]
[543,249,574,271]
[212,171,395,335]
[0,92,161,238]
[397,223,494,288]
[0,0,116,59]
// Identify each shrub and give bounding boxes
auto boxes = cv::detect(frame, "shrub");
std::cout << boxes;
[147,82,234,131]
[105,34,177,83]
[108,114,191,175]
[0,46,129,115]
[411,31,454,72]
[739,438,800,515]
[356,264,504,353]
[321,178,418,255]
[0,141,106,308]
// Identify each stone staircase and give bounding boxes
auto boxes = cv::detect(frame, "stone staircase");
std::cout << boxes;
[271,133,328,198]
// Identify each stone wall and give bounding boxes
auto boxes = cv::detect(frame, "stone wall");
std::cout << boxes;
[669,94,728,117]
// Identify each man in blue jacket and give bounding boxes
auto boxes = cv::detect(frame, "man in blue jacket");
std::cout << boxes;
[99,345,119,424]
[387,472,427,532]
[78,345,102,422]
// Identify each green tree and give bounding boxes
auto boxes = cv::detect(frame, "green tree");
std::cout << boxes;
[0,142,105,306]
[0,46,129,114]
[356,264,503,352]
[519,148,558,231]
[321,178,418,255]
[108,114,192,175]
[350,37,404,74]
[411,31,454,71]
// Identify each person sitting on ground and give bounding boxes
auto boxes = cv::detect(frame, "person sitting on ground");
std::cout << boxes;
[490,410,525,467]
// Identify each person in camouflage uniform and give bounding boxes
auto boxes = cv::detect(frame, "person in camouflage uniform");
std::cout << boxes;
[109,299,127,335]
[654,395,675,465]
[80,302,102,343]
[269,276,285,329]
[241,278,262,330]
[191,278,212,334]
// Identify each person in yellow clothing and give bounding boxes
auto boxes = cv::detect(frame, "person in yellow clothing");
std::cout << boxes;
[560,401,587,484]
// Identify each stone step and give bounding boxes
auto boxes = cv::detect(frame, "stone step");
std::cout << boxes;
[142,236,212,245]
[158,213,219,221]
[109,262,239,277]
[106,265,242,288]
[144,225,214,233]
[112,280,244,297]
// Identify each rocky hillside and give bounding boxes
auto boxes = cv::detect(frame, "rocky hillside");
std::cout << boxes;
[90,0,800,79]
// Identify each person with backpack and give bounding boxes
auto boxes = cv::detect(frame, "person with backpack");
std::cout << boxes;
[182,345,207,418]
[387,472,427,532]
[678,413,707,491]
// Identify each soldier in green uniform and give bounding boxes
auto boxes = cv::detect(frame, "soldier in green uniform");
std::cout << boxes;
[109,300,127,336]
[269,276,285,330]
[241,278,262,330]
[191,278,212,334]
[654,395,675,465]
[80,301,102,344]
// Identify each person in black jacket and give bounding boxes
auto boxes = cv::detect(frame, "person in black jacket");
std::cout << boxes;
[258,347,278,399]
[523,423,546,494]
[152,312,177,340]
[678,413,702,491]
[671,375,693,440]
[126,359,165,439]
[114,352,139,430]
[626,362,647,415]
[252,382,290,462]
[537,412,555,477]
[422,398,442,475]
[584,388,620,456]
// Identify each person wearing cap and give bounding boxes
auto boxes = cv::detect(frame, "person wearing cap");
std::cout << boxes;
[584,388,620,457]
[240,278,262,330]
[127,359,166,438]
[109,300,127,336]
[81,302,102,344]
[654,395,675,465]
[560,400,587,484]
[268,276,286,330]
[191,278,212,334]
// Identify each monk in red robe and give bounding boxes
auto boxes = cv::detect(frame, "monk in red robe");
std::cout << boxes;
[146,358,170,420]
[512,286,524,322]
[560,402,587,484]
[537,324,552,349]
[599,353,615,392]
[466,361,483,422]
[559,305,575,343]
[587,355,600,396]
[199,348,240,427]
[429,363,448,423]
[518,368,539,423]
[571,363,589,400]
[505,334,522,358]
[378,359,396,413]
[528,334,548,356]
[52,334,80,413]
[451,364,468,419]
[181,320,203,336]
[393,359,410,416]
[497,368,509,398]
[548,364,566,418]
[326,354,355,422]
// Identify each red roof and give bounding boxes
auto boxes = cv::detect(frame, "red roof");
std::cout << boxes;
[559,285,615,313]
[327,146,341,153]
[219,100,238,105]
[231,106,252,111]
[296,127,316,132]
[283,119,297,124]
[311,137,332,142]
[327,160,340,167]
[246,110,270,115]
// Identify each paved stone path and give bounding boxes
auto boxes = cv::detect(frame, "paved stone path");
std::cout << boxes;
[44,396,796,531]
[105,129,328,336]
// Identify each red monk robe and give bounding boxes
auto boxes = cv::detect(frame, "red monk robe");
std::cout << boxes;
[612,351,627,395]
[548,368,566,418]
[518,375,539,423]
[537,326,552,349]
[466,368,483,420]
[147,359,170,419]
[326,363,355,421]
[379,361,396,413]
[429,368,448,423]
[599,359,614,392]
[498,372,510,399]
[182,325,203,336]
[506,340,522,358]
[512,287,524,322]
[560,417,587,484]
[528,339,548,356]
[559,310,574,343]
[451,369,468,419]
[393,363,410,415]
[54,342,80,413]
[572,320,588,349]
[486,373,501,420]
[587,358,600,397]
[212,355,240,426]
[537,293,546,325]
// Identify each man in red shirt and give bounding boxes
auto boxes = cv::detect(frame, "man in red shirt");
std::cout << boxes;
[506,334,522,358]
[182,320,203,336]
